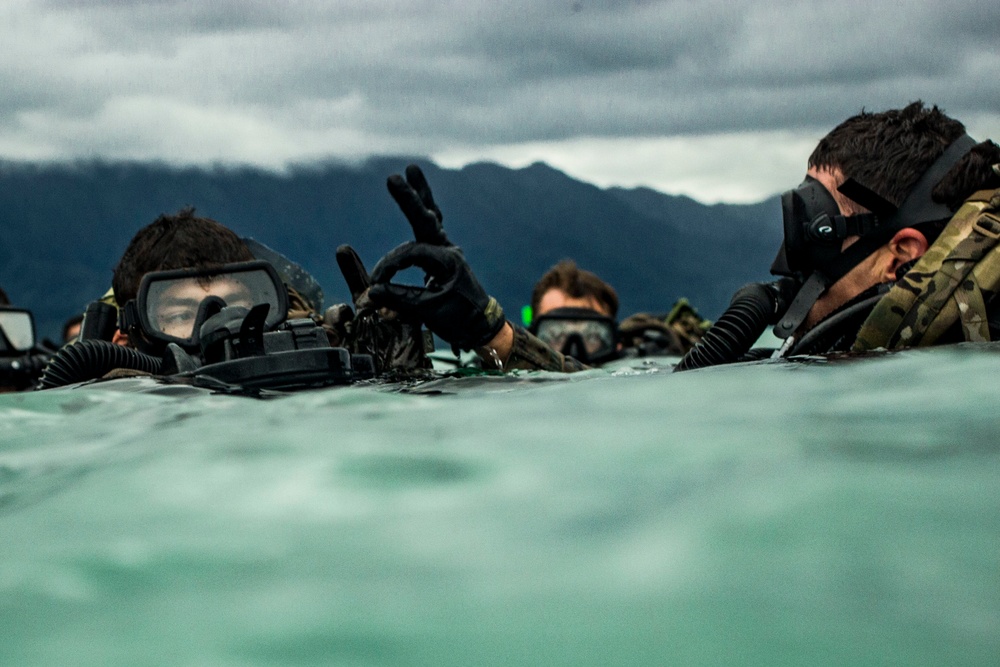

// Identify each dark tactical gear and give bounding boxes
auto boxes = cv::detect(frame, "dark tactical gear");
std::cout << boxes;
[370,243,505,351]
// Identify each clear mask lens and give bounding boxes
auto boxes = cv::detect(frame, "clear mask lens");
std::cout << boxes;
[139,263,285,344]
[535,317,615,359]
[0,309,36,352]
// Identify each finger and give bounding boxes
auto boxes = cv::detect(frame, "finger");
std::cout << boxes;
[386,174,441,244]
[370,243,455,285]
[367,282,426,317]
[335,245,370,301]
[404,165,443,223]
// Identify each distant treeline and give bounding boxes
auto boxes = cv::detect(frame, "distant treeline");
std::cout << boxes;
[0,158,782,339]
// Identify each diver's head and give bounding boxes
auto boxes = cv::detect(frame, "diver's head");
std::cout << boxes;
[112,208,255,351]
[771,102,1000,336]
[529,260,619,364]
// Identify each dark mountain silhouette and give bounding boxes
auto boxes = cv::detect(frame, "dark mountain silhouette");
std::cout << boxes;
[0,158,783,339]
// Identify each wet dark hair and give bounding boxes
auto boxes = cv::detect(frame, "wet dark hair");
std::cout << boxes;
[112,207,253,305]
[0,287,8,306]
[809,102,1000,219]
[530,260,619,318]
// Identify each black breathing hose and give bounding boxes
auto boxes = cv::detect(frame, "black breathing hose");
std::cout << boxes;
[37,339,164,389]
[674,281,789,372]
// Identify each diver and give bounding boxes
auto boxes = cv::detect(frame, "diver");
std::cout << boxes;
[0,288,56,392]
[676,102,1000,371]
[525,260,708,366]
[531,261,708,362]
[36,208,396,391]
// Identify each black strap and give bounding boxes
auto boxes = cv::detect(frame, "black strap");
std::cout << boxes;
[838,134,977,235]
[773,271,828,339]
[118,300,140,333]
[887,134,978,229]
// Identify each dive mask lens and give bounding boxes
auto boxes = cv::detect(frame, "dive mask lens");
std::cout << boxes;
[533,307,617,362]
[0,308,36,353]
[136,260,287,348]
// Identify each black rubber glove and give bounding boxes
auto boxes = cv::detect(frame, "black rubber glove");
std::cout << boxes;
[369,242,505,350]
[368,165,505,351]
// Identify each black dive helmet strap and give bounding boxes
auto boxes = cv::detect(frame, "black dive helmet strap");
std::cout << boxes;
[771,134,978,340]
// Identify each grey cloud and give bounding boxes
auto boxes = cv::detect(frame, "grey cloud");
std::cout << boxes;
[2,0,998,164]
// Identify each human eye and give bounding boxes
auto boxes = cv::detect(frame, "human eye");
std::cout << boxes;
[156,308,196,336]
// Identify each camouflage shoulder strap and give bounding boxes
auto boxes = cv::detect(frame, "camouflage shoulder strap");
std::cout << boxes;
[853,189,1000,351]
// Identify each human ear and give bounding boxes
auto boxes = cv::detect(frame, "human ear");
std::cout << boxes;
[884,228,929,280]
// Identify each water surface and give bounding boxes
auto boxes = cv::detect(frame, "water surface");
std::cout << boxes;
[1,348,998,665]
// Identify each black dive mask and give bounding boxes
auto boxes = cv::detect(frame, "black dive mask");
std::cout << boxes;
[0,307,36,355]
[531,307,618,364]
[770,176,881,280]
[118,260,288,353]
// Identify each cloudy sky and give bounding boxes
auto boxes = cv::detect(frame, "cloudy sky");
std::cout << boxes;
[2,0,997,203]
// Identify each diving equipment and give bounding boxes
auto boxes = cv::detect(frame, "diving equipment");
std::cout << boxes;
[531,307,617,365]
[0,308,36,353]
[243,237,325,312]
[79,300,119,342]
[675,279,797,372]
[38,307,375,392]
[42,261,375,392]
[1,307,54,389]
[333,244,434,374]
[118,260,287,353]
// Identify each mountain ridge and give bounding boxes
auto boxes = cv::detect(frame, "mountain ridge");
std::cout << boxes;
[0,158,783,339]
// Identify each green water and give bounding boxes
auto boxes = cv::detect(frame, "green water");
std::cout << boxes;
[1,348,998,666]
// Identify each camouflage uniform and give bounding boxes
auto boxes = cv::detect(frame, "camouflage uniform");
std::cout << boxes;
[618,299,710,357]
[853,189,1000,351]
[501,324,590,373]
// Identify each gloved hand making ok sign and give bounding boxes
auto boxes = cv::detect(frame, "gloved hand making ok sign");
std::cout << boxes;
[368,165,506,352]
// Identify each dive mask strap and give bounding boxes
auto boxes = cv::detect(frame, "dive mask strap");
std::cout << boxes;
[889,134,977,228]
[773,271,828,339]
[118,300,140,334]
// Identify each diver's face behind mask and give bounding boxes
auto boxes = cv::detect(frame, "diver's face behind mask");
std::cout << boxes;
[770,176,848,279]
[0,308,36,354]
[532,307,617,364]
[131,261,287,350]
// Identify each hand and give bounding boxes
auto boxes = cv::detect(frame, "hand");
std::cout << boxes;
[369,242,505,351]
[328,244,431,372]
[369,165,505,351]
